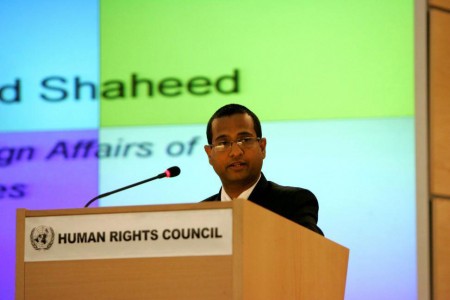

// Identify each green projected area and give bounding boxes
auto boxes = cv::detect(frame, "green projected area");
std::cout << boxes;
[100,0,414,126]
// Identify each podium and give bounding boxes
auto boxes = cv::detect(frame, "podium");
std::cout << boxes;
[16,199,349,300]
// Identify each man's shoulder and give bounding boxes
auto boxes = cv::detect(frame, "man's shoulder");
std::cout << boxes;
[201,193,220,202]
[264,180,316,199]
[252,177,323,236]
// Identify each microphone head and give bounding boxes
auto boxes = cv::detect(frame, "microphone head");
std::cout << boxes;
[164,166,181,178]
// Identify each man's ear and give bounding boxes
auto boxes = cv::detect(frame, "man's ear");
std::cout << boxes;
[259,138,267,158]
[204,145,213,162]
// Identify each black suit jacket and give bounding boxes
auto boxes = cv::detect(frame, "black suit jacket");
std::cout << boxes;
[202,173,323,236]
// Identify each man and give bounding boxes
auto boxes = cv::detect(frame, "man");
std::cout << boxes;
[203,104,323,235]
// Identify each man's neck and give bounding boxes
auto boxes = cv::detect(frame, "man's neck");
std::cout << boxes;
[223,187,245,199]
[222,175,261,199]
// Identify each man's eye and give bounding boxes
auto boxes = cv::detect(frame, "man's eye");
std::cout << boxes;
[217,141,230,146]
[238,137,252,144]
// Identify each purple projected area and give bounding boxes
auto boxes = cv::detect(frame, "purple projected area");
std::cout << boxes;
[0,130,98,299]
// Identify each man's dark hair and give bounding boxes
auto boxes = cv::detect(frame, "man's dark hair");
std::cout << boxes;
[206,103,262,144]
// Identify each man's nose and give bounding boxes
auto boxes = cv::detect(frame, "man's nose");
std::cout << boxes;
[228,141,244,157]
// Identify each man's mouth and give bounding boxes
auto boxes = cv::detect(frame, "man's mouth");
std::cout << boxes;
[228,161,246,168]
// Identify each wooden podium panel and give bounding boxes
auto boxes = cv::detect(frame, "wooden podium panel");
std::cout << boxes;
[24,257,232,300]
[17,200,349,300]
[235,200,348,300]
[430,8,450,196]
[429,0,450,11]
[432,198,450,300]
[17,202,233,300]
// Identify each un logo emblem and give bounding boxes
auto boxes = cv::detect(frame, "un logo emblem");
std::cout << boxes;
[30,225,55,250]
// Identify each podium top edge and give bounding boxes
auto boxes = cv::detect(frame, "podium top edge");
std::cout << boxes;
[18,201,234,217]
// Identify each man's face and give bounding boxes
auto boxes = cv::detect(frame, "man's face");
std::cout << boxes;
[204,113,266,193]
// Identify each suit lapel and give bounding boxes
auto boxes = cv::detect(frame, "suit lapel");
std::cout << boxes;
[248,173,268,205]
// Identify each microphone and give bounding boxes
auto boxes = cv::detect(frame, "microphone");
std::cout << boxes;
[84,166,181,208]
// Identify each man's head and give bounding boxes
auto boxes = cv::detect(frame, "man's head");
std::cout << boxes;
[204,104,266,198]
[206,104,262,145]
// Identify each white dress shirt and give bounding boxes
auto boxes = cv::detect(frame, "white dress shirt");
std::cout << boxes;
[220,174,262,201]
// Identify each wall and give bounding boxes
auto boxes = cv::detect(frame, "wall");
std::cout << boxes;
[429,0,450,299]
